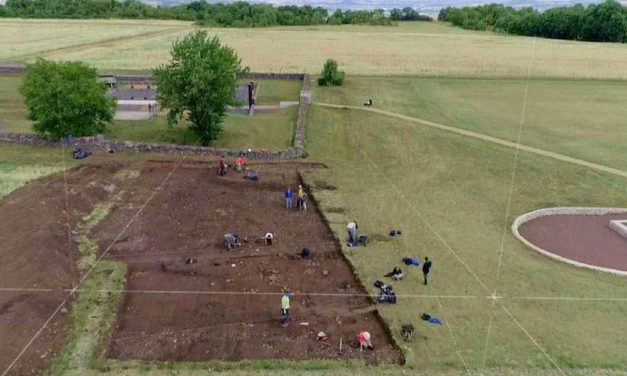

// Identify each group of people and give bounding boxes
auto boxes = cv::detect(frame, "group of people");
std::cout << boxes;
[223,232,274,250]
[284,185,307,211]
[217,155,248,176]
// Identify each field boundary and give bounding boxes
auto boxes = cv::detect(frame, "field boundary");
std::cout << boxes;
[298,171,406,365]
[512,207,627,277]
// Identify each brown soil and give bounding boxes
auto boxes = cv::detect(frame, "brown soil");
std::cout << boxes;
[98,161,402,364]
[519,213,627,272]
[0,162,130,375]
[0,158,401,375]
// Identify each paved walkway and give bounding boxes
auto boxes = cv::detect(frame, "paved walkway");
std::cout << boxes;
[114,111,151,121]
[315,102,627,179]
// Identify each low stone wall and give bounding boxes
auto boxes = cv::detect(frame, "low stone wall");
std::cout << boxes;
[512,207,627,277]
[0,65,26,74]
[609,220,627,239]
[245,73,305,80]
[0,133,302,160]
[293,74,311,155]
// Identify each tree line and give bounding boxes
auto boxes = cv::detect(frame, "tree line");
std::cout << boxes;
[438,0,627,43]
[0,0,431,27]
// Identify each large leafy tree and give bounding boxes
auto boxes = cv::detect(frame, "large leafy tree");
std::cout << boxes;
[21,59,115,140]
[154,31,248,145]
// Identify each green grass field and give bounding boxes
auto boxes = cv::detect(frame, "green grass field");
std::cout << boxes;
[107,109,296,150]
[1,17,627,376]
[301,98,627,373]
[2,20,627,79]
[313,76,627,170]
[0,144,81,198]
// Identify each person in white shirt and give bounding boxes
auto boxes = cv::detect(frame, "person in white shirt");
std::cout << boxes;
[347,221,358,243]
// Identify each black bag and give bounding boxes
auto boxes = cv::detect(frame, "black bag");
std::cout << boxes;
[374,280,385,289]
[357,235,368,246]
[72,148,91,160]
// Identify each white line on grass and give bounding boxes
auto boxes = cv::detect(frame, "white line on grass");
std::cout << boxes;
[359,149,491,293]
[358,150,474,372]
[0,287,478,300]
[354,113,568,374]
[1,156,185,376]
[513,296,627,302]
[429,284,471,375]
[2,286,626,303]
[483,37,537,369]
[500,304,566,376]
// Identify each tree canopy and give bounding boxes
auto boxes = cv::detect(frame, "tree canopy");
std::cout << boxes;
[21,59,115,140]
[0,0,398,27]
[154,31,248,145]
[318,59,345,87]
[439,0,627,43]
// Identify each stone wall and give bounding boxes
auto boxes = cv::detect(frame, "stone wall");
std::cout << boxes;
[293,74,311,155]
[0,133,302,160]
[0,65,26,74]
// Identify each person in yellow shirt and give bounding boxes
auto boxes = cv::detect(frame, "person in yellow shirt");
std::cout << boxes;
[297,185,304,210]
[281,291,292,327]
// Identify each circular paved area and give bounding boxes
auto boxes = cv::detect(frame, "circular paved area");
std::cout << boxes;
[515,209,627,275]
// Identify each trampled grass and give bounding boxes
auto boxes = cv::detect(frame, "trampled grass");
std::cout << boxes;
[2,20,627,79]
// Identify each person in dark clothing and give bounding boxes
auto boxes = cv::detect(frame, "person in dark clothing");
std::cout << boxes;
[422,257,432,285]
[299,248,311,259]
[384,266,403,280]
[218,157,227,176]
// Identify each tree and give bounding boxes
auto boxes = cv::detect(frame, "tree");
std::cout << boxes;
[154,31,248,145]
[317,59,344,86]
[20,59,115,140]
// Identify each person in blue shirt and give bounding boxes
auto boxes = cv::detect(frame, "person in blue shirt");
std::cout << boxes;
[285,187,294,209]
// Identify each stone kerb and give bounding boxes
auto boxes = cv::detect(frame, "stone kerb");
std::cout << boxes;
[512,207,627,277]
[609,220,627,239]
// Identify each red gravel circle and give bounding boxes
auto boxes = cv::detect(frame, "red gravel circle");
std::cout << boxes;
[518,213,627,273]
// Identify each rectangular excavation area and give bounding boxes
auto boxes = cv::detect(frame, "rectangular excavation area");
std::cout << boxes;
[94,161,402,364]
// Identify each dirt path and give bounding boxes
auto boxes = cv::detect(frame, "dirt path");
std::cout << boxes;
[315,102,627,180]
[1,26,187,62]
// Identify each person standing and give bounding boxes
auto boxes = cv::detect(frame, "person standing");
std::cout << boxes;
[218,157,227,176]
[422,257,432,285]
[281,291,292,327]
[347,221,358,243]
[297,185,304,210]
[300,191,308,212]
[285,187,294,209]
